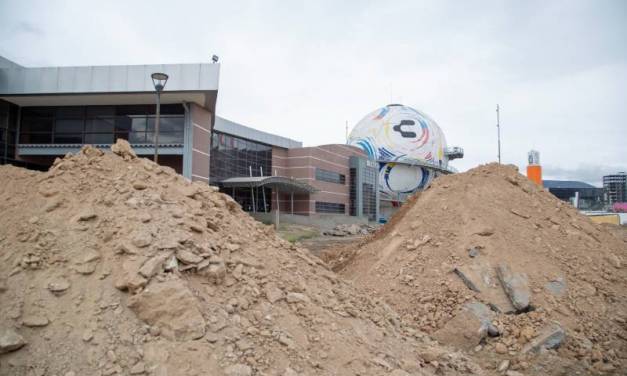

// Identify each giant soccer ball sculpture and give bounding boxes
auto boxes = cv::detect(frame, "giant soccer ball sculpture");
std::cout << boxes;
[348,104,456,204]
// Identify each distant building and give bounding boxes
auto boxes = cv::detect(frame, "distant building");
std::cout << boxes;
[543,180,604,210]
[603,173,627,206]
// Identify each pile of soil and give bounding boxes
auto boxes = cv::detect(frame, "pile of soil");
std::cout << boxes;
[0,141,482,376]
[327,163,627,375]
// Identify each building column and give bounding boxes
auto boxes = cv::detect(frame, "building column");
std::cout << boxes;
[187,103,213,183]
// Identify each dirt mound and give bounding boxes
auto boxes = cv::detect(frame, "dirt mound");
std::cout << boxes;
[332,163,627,375]
[0,142,483,376]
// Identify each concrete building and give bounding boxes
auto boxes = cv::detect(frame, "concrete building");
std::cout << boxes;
[0,56,378,222]
[603,172,627,206]
[543,180,604,210]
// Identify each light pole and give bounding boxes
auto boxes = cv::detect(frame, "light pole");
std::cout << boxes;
[496,104,501,164]
[151,72,169,164]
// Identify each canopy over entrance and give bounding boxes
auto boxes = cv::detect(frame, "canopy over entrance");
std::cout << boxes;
[219,176,316,194]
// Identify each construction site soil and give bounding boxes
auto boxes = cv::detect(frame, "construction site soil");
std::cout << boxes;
[0,142,484,376]
[323,163,627,375]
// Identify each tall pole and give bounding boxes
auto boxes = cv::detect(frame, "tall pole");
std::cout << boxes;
[154,91,161,164]
[496,104,501,164]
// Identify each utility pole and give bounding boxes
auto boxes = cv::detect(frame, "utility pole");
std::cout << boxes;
[345,120,348,144]
[496,104,501,164]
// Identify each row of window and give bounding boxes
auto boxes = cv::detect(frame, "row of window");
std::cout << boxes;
[315,201,346,214]
[315,168,346,185]
[19,131,184,145]
[18,105,185,145]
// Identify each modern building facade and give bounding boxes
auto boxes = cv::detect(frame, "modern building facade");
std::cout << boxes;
[1,56,380,221]
[543,180,604,210]
[603,173,627,206]
[0,55,218,183]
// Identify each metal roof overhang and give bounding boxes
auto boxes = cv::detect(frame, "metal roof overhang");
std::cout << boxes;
[220,176,316,194]
[0,59,220,113]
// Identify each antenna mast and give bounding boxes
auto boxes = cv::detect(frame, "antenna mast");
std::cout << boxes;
[496,104,501,163]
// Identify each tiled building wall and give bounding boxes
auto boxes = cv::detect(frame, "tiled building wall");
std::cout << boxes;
[272,144,366,215]
[190,103,212,183]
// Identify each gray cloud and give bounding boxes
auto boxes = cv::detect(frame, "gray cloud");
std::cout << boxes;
[544,164,627,187]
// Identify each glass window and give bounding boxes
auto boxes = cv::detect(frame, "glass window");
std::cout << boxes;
[129,132,147,144]
[159,116,184,132]
[21,117,54,133]
[86,106,115,117]
[56,107,84,118]
[54,133,82,143]
[84,133,114,144]
[116,105,149,116]
[55,119,84,133]
[85,118,115,133]
[20,133,52,143]
[316,168,346,185]
[22,107,55,117]
[315,202,346,214]
[158,132,184,144]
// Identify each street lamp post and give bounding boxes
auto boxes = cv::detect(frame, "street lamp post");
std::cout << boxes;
[151,72,169,164]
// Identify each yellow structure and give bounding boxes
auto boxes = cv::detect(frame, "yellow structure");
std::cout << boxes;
[587,214,620,225]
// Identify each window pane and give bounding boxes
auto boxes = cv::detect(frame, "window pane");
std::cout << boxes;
[86,106,115,117]
[160,116,184,132]
[21,117,53,132]
[22,107,54,117]
[54,133,82,143]
[131,117,147,132]
[55,119,84,133]
[159,132,184,144]
[159,104,184,115]
[129,132,147,143]
[85,118,115,133]
[20,133,52,143]
[84,133,114,144]
[116,105,149,116]
[115,117,132,132]
[56,107,84,118]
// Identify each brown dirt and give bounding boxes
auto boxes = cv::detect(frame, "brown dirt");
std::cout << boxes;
[330,163,627,375]
[0,141,485,376]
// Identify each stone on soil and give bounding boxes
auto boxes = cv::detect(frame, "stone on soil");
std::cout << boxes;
[0,327,26,354]
[128,279,206,341]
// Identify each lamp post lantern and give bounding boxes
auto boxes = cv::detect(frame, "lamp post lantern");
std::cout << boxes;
[151,72,169,164]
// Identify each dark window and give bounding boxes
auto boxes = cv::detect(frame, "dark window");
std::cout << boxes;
[54,133,83,144]
[55,119,84,133]
[315,201,346,214]
[84,133,114,144]
[315,168,346,185]
[20,133,53,143]
[21,117,54,133]
[209,131,272,184]
[19,105,184,146]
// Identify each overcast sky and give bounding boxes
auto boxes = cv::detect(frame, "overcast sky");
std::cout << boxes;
[1,0,625,186]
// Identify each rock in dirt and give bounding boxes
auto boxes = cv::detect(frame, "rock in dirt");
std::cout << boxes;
[128,279,206,341]
[175,249,203,264]
[22,315,49,327]
[47,278,71,294]
[224,364,252,376]
[496,263,531,312]
[0,327,26,354]
[433,301,498,351]
[265,284,284,303]
[521,323,565,353]
[110,139,137,158]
